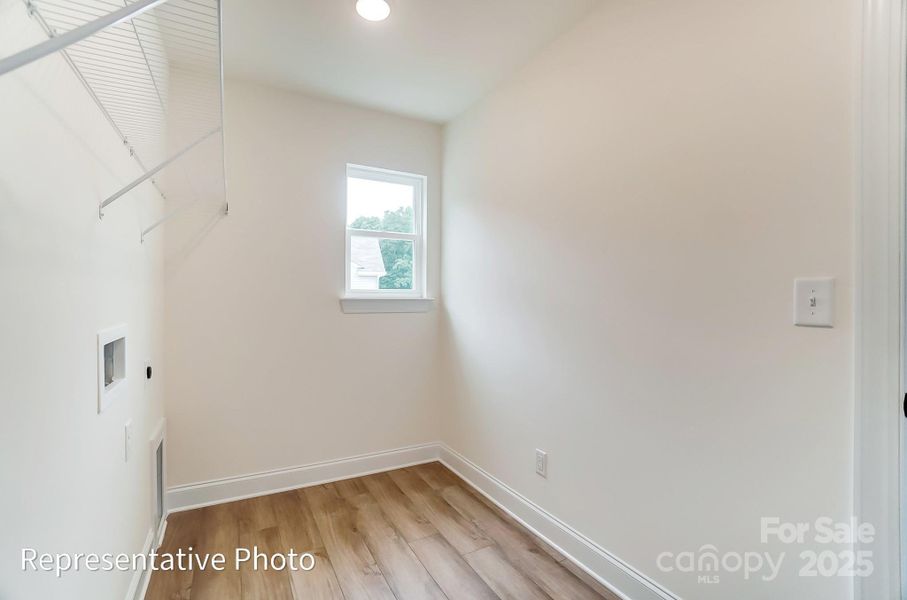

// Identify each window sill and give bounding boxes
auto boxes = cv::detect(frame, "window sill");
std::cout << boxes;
[340,297,435,314]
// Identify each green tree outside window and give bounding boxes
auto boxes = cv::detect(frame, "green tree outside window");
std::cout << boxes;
[350,206,414,289]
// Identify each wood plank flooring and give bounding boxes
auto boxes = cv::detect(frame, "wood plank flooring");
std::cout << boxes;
[145,462,619,600]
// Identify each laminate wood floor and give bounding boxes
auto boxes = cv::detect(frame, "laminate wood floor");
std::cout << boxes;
[145,462,619,600]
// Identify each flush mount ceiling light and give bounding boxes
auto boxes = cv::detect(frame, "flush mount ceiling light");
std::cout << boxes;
[356,0,390,21]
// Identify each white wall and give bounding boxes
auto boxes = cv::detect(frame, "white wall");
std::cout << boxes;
[441,1,856,598]
[163,80,443,487]
[0,3,165,599]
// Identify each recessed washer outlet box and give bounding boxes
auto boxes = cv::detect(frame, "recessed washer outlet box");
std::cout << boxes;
[97,324,127,413]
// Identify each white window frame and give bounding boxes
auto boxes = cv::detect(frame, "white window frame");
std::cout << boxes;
[344,164,427,300]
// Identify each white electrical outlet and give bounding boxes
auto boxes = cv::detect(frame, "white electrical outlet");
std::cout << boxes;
[124,420,134,462]
[535,449,548,478]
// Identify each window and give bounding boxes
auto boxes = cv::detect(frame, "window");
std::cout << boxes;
[345,164,426,299]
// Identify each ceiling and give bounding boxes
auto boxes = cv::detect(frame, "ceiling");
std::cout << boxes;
[223,0,599,123]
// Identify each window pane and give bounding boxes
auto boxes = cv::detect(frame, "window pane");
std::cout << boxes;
[350,236,414,291]
[347,177,415,233]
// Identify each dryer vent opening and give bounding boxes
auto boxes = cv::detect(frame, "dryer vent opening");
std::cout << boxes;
[154,439,164,527]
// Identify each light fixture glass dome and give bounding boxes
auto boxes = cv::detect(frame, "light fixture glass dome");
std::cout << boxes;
[356,0,390,21]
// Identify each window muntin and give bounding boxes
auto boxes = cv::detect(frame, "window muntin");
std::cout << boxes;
[345,165,425,297]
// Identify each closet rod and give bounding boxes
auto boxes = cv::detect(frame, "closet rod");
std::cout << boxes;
[140,200,193,242]
[0,0,169,76]
[99,126,220,218]
[140,198,227,242]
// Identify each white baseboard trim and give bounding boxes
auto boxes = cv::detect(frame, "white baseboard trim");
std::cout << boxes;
[166,442,441,512]
[125,529,154,600]
[162,441,678,600]
[438,444,681,600]
[129,515,168,600]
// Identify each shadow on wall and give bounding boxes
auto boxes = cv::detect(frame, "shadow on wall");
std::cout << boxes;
[163,202,227,273]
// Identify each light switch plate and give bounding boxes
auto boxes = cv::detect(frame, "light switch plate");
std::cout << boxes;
[794,278,834,327]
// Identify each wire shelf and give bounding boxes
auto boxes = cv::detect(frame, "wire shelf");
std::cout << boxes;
[2,0,227,240]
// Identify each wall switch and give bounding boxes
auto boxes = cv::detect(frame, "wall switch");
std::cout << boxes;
[794,278,835,327]
[124,420,133,462]
[535,449,548,478]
